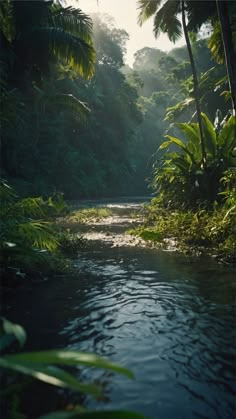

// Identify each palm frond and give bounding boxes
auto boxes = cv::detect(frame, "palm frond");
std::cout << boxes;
[14,197,47,218]
[32,27,95,79]
[51,6,93,44]
[137,0,162,25]
[18,221,58,252]
[186,1,217,32]
[12,193,67,220]
[153,0,182,41]
[208,22,224,64]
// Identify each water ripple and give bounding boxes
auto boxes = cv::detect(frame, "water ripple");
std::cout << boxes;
[59,250,236,418]
[7,199,235,419]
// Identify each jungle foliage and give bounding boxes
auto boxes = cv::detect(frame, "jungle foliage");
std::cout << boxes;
[0,179,71,284]
[0,318,143,419]
[0,0,236,417]
[132,168,236,262]
[1,1,232,199]
[1,6,144,198]
[154,113,236,206]
[132,0,236,262]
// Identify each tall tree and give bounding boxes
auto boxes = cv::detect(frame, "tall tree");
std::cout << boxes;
[0,0,95,86]
[180,0,206,165]
[137,0,208,166]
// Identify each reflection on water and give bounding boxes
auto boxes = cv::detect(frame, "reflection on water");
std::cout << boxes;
[5,199,236,419]
[60,248,236,419]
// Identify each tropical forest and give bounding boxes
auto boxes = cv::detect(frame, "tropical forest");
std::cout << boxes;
[0,0,235,418]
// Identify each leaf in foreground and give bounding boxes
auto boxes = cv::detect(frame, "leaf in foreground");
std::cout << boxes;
[1,350,134,378]
[0,358,101,397]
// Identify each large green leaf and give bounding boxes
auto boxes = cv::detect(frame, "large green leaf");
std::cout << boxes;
[218,115,236,150]
[172,155,191,173]
[40,411,144,419]
[1,350,134,379]
[201,113,217,156]
[176,122,200,148]
[165,135,196,164]
[0,357,101,396]
[186,139,201,161]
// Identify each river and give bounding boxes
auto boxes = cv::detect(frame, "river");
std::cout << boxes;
[5,198,236,418]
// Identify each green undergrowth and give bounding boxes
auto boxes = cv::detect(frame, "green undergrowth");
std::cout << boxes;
[0,180,85,287]
[65,207,112,223]
[0,180,114,287]
[130,199,236,263]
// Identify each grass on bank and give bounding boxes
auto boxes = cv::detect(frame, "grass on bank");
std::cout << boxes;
[65,207,112,223]
[129,198,236,263]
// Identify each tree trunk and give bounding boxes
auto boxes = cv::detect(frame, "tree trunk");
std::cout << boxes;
[181,0,207,168]
[216,0,236,117]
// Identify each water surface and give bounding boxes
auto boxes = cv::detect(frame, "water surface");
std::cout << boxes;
[5,198,236,418]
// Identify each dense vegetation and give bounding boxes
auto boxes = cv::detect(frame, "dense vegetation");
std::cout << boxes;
[2,2,234,199]
[0,2,144,418]
[0,0,236,417]
[129,0,236,263]
[1,6,144,198]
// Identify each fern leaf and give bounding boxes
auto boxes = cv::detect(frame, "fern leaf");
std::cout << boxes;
[18,221,58,251]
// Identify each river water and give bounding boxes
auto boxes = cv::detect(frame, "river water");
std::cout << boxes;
[5,199,236,418]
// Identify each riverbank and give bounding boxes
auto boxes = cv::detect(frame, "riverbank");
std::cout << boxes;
[59,201,236,264]
[3,198,236,419]
[2,194,234,292]
[129,199,236,264]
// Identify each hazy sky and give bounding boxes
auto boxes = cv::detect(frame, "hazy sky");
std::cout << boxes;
[69,0,185,66]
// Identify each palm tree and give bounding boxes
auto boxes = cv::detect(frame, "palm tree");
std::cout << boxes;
[137,0,209,167]
[0,0,95,85]
[138,0,236,129]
